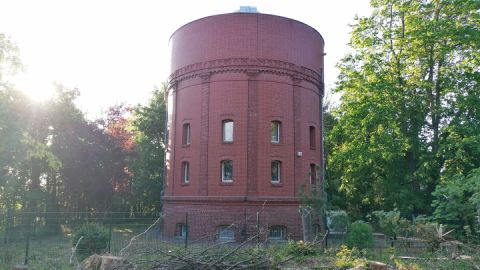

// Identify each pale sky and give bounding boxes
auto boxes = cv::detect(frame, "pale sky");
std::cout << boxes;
[0,0,371,118]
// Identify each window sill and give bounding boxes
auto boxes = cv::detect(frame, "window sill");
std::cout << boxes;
[182,144,191,148]
[222,141,234,145]
[181,182,190,186]
[220,181,234,186]
[271,182,283,187]
[271,142,283,146]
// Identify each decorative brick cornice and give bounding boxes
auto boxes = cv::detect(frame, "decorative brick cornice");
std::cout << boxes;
[169,57,323,89]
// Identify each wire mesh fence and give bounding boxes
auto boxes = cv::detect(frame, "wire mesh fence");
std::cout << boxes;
[0,209,436,269]
[0,211,161,269]
[0,209,307,269]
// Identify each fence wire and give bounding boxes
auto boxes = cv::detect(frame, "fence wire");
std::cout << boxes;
[0,210,433,269]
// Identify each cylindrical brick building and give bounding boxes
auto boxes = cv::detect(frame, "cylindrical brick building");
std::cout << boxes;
[163,10,324,241]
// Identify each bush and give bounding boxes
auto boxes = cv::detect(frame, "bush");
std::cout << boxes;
[327,210,351,232]
[335,245,367,269]
[372,209,416,239]
[72,223,109,261]
[286,240,319,256]
[345,221,373,249]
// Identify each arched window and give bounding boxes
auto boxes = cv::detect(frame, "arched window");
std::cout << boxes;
[221,160,233,182]
[271,160,281,183]
[222,120,234,142]
[269,225,287,240]
[310,163,317,185]
[183,123,191,145]
[182,161,190,183]
[271,121,281,143]
[309,126,316,149]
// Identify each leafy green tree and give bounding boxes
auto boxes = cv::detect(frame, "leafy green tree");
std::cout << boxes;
[328,0,480,218]
[432,168,480,241]
[129,85,167,212]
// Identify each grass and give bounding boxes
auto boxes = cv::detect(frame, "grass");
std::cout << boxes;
[0,222,158,269]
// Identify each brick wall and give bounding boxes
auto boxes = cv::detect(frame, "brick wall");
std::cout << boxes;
[164,12,324,240]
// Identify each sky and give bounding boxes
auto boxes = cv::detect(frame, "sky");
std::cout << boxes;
[0,0,371,118]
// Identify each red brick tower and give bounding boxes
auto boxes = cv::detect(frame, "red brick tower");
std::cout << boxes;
[163,11,324,241]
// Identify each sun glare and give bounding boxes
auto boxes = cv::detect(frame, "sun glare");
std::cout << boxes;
[13,73,55,102]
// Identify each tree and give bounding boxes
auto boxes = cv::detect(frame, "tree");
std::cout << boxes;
[432,168,480,241]
[129,85,167,212]
[328,0,480,218]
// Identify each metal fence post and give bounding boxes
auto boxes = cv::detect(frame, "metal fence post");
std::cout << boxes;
[108,212,113,253]
[24,213,32,266]
[184,213,189,249]
[256,212,260,248]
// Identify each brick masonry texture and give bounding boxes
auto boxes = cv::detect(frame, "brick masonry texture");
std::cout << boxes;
[164,12,324,241]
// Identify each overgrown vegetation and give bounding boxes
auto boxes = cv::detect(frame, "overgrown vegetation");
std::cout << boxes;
[345,221,373,249]
[72,223,109,261]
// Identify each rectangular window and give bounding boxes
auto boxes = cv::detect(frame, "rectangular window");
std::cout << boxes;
[271,160,281,183]
[309,126,316,149]
[222,120,234,142]
[310,163,317,185]
[269,226,286,240]
[221,160,233,182]
[217,226,235,242]
[271,121,281,143]
[182,161,190,183]
[176,223,188,239]
[183,123,191,145]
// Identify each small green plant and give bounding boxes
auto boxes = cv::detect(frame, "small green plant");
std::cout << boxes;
[327,210,351,232]
[72,223,109,261]
[345,221,373,249]
[335,245,367,269]
[286,240,319,256]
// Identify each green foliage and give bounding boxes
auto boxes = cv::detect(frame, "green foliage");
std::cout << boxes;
[345,221,373,249]
[372,209,400,237]
[372,209,416,238]
[72,223,109,261]
[129,85,167,212]
[286,240,319,256]
[432,168,480,241]
[327,0,480,221]
[335,245,367,269]
[327,210,350,232]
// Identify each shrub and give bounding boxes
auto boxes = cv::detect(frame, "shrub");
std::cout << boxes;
[373,209,416,240]
[286,240,319,256]
[335,245,367,269]
[345,221,373,249]
[327,210,351,232]
[72,223,109,261]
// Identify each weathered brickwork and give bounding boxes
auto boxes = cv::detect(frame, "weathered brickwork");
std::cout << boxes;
[164,12,324,241]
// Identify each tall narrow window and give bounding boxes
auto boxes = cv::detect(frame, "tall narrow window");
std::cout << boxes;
[183,123,191,145]
[271,160,281,183]
[271,121,281,143]
[182,161,190,183]
[310,163,317,185]
[309,126,316,149]
[222,120,234,142]
[221,160,233,182]
[176,223,188,239]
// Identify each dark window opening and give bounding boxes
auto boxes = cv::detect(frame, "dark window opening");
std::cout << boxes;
[221,160,233,182]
